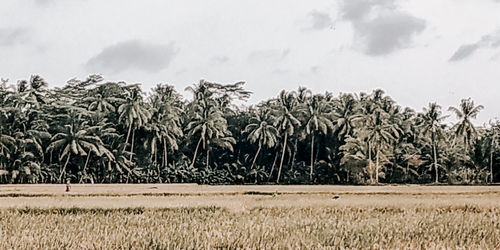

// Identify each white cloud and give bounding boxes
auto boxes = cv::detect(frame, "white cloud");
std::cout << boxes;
[449,29,500,61]
[449,44,480,62]
[86,40,178,74]
[339,0,426,56]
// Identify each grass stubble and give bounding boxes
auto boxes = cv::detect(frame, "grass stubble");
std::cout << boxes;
[0,185,499,249]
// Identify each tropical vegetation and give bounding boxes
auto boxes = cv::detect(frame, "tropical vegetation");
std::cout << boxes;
[0,75,498,184]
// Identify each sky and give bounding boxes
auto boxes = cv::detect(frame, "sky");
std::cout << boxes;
[0,0,499,124]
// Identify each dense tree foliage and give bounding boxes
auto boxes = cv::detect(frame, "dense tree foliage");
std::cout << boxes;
[0,75,498,184]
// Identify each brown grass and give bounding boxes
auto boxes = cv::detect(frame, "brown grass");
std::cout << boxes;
[0,184,499,249]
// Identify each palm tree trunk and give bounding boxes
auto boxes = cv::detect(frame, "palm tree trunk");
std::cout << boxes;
[107,161,112,184]
[490,150,494,183]
[406,161,409,183]
[433,142,439,183]
[268,151,279,182]
[155,141,161,183]
[153,145,157,166]
[79,150,92,184]
[251,143,262,169]
[163,138,168,168]
[315,136,320,164]
[375,145,380,184]
[206,148,209,169]
[124,122,133,150]
[368,142,373,184]
[58,153,71,183]
[310,134,314,182]
[191,137,202,167]
[129,129,135,162]
[276,133,288,184]
[290,138,298,170]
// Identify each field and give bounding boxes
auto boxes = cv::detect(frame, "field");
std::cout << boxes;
[1,185,500,249]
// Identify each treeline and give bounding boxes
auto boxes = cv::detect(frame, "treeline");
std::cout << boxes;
[0,75,498,184]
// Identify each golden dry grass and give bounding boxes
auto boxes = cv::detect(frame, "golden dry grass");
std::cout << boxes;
[1,184,499,249]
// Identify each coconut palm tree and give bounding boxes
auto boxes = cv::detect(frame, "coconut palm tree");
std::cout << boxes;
[303,95,334,182]
[186,101,235,168]
[419,103,448,183]
[85,93,120,114]
[485,120,499,183]
[148,84,183,168]
[46,122,111,183]
[243,108,278,168]
[0,130,15,172]
[273,90,301,183]
[332,93,362,141]
[185,81,244,169]
[448,98,484,152]
[365,111,394,183]
[118,86,152,161]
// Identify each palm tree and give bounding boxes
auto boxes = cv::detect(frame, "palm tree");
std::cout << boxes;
[339,135,370,183]
[303,95,334,182]
[185,97,235,168]
[332,93,361,141]
[365,111,397,183]
[46,122,111,183]
[0,131,15,171]
[85,93,120,114]
[419,103,448,183]
[187,104,235,168]
[118,87,152,161]
[9,114,51,183]
[273,90,300,183]
[78,120,115,183]
[144,85,183,183]
[243,108,278,168]
[0,108,15,171]
[448,98,484,152]
[360,91,401,184]
[485,120,499,183]
[185,81,243,169]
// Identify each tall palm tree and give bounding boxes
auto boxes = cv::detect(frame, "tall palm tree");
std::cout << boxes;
[273,90,300,183]
[486,120,499,183]
[85,93,121,114]
[333,93,361,141]
[185,81,243,169]
[9,112,50,183]
[46,123,110,183]
[78,120,116,183]
[288,87,312,168]
[148,84,183,169]
[419,103,448,183]
[118,87,152,161]
[243,108,278,168]
[448,98,484,152]
[0,131,15,171]
[303,95,334,182]
[365,112,393,183]
[185,99,235,168]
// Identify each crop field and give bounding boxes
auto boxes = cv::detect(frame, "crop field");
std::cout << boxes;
[1,185,500,249]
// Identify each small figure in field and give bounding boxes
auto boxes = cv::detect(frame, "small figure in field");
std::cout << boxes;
[65,179,71,192]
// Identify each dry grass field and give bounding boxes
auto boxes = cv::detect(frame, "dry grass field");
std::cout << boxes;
[1,184,499,249]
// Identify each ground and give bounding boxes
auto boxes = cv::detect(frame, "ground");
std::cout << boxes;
[1,184,499,249]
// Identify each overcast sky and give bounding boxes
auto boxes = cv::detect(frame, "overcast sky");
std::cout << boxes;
[1,0,499,124]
